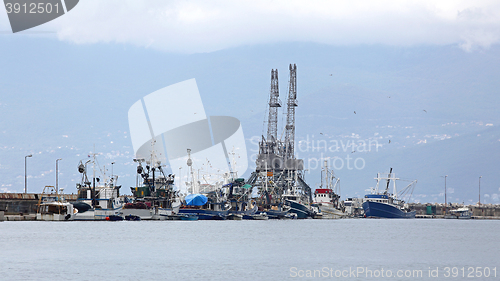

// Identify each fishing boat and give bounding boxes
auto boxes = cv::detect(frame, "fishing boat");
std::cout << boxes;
[362,168,417,219]
[312,161,346,219]
[283,194,311,219]
[123,168,181,221]
[225,178,258,217]
[36,186,76,221]
[123,140,181,220]
[179,191,230,220]
[72,152,123,220]
[178,149,230,220]
[282,170,313,219]
[106,215,124,221]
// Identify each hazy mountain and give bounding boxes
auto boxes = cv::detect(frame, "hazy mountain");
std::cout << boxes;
[1,37,498,203]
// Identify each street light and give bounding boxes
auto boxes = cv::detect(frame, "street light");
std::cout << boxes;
[56,158,62,194]
[24,154,32,194]
[479,176,482,205]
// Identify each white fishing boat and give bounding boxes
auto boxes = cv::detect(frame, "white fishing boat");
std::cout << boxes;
[312,161,346,219]
[36,186,76,221]
[72,152,123,220]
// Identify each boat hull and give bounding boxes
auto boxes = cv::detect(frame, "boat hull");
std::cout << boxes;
[362,201,415,219]
[285,200,312,219]
[36,213,72,221]
[73,207,123,221]
[314,202,346,219]
[178,209,228,220]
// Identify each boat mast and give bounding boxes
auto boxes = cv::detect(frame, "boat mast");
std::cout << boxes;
[91,145,97,207]
[187,148,195,194]
[384,167,393,195]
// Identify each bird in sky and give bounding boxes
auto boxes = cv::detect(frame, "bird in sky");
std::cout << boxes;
[423,110,427,113]
[389,140,391,144]
[354,111,356,114]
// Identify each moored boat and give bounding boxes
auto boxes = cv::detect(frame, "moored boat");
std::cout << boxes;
[283,194,312,219]
[72,152,123,220]
[36,186,76,221]
[243,212,269,220]
[124,214,141,221]
[178,149,230,220]
[312,161,346,219]
[445,207,473,219]
[123,141,181,220]
[362,168,417,219]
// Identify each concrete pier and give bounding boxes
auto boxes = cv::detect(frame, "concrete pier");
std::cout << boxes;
[0,193,78,219]
[409,203,500,219]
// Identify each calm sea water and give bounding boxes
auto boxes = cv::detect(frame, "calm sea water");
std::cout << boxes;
[1,219,499,280]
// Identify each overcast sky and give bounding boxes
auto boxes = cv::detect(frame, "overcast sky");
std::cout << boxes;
[2,0,500,53]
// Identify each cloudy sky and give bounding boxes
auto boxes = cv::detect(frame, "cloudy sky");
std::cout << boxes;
[2,0,500,52]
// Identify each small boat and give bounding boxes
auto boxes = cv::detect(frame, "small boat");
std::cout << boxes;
[264,208,291,219]
[106,215,123,221]
[180,214,199,221]
[36,186,76,221]
[227,213,243,220]
[243,212,269,220]
[445,207,472,219]
[124,214,141,221]
[362,168,417,219]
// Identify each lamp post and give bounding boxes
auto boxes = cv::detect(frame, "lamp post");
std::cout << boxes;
[24,154,32,194]
[479,176,482,205]
[56,158,62,194]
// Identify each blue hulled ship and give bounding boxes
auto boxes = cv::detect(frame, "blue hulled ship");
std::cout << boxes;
[362,168,417,219]
[362,195,416,218]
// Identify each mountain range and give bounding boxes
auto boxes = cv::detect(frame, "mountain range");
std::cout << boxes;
[0,37,498,204]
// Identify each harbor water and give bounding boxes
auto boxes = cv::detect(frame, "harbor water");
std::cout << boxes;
[1,219,498,280]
